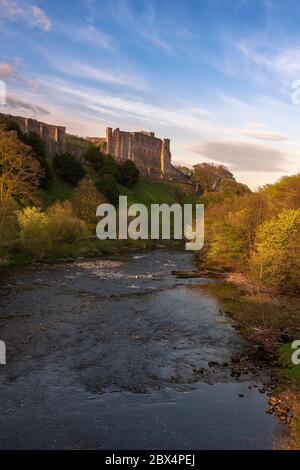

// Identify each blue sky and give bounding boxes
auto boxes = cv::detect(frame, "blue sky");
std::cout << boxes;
[1,0,300,188]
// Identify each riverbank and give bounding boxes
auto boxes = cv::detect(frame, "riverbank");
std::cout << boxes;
[190,266,300,449]
[0,238,184,268]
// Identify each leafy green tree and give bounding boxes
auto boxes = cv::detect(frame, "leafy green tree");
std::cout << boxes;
[193,163,234,193]
[117,160,139,187]
[251,209,300,292]
[71,177,106,228]
[84,146,105,172]
[53,153,86,186]
[263,174,300,213]
[219,179,251,198]
[96,175,120,205]
[0,128,44,205]
[22,131,52,188]
[85,147,119,178]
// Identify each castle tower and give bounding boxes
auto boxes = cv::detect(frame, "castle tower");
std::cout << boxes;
[106,127,113,155]
[115,128,121,159]
[128,133,133,160]
[161,138,171,176]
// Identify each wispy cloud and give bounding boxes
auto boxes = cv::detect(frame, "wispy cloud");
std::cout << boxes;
[30,6,52,32]
[110,0,175,55]
[6,92,50,114]
[191,140,287,172]
[58,23,115,51]
[231,127,289,141]
[55,59,150,91]
[0,0,23,18]
[0,1,52,32]
[37,76,215,133]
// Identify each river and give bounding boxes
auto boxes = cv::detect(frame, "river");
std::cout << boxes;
[0,251,283,449]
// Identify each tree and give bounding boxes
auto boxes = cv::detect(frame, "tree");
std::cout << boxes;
[53,152,86,186]
[263,174,300,213]
[22,131,53,188]
[219,179,251,198]
[117,160,139,186]
[251,209,300,292]
[174,165,193,178]
[0,128,44,205]
[204,192,269,268]
[96,175,120,205]
[193,163,234,193]
[71,177,106,228]
[84,146,105,172]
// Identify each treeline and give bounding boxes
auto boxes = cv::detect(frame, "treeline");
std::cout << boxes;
[0,118,140,264]
[193,163,300,294]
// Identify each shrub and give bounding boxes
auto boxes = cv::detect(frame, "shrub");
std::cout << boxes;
[53,153,86,186]
[96,175,120,205]
[117,160,139,187]
[46,201,88,244]
[18,207,48,257]
[18,203,88,259]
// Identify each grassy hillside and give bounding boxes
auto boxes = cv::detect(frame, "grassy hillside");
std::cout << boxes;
[43,176,195,209]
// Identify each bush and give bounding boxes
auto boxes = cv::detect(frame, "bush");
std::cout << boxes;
[96,175,120,205]
[18,207,48,257]
[18,203,88,259]
[117,160,139,187]
[53,153,86,186]
[46,201,88,244]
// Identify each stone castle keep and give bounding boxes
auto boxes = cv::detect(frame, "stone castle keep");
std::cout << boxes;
[1,113,189,182]
[104,127,173,178]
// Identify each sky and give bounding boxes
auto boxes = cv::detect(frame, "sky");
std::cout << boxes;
[1,0,300,189]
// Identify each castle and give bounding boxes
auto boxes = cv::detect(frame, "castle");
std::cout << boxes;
[89,127,187,181]
[0,113,189,182]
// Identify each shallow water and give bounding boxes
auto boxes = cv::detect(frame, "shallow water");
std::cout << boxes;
[0,251,283,449]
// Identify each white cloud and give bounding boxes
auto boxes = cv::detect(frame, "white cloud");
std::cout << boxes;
[0,0,23,18]
[55,60,150,91]
[6,92,50,114]
[36,76,215,134]
[191,140,288,172]
[232,128,288,141]
[30,6,52,32]
[0,1,52,32]
[59,23,115,51]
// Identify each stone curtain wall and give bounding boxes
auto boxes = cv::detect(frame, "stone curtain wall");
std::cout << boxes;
[0,113,66,157]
